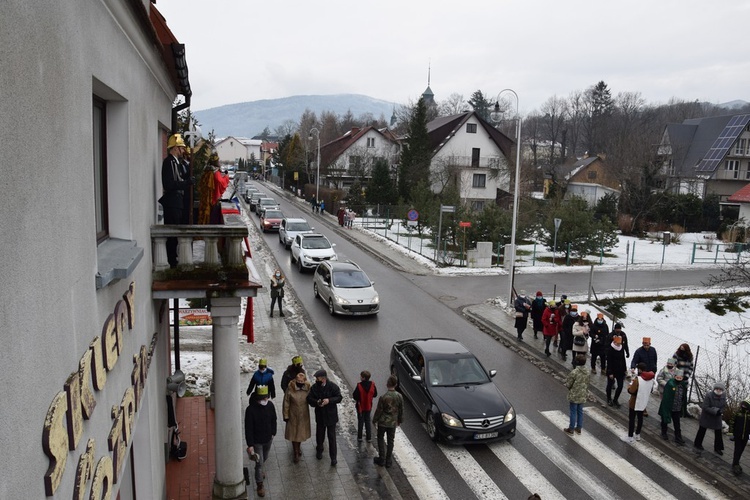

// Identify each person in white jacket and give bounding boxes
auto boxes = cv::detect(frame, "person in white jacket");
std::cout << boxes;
[624,362,655,443]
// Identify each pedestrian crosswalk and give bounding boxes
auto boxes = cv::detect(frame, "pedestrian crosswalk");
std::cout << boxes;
[398,408,729,500]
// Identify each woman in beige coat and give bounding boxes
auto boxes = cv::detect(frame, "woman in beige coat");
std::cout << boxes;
[282,372,312,462]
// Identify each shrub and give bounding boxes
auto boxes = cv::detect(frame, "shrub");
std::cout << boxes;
[652,302,664,313]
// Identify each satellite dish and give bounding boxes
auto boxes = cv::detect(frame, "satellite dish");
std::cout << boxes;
[167,370,187,397]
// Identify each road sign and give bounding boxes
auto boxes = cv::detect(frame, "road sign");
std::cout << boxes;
[459,221,471,228]
[407,220,418,227]
[441,205,455,213]
[407,209,419,221]
[554,218,562,231]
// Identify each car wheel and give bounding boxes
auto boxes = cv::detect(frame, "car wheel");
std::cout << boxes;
[313,283,319,298]
[426,412,439,442]
[328,299,335,316]
[298,258,304,273]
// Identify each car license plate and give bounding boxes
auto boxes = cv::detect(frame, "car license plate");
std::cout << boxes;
[474,432,498,440]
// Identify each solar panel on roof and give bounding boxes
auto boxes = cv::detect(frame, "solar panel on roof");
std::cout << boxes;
[696,114,750,172]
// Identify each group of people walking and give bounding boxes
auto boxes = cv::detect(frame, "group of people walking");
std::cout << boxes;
[243,356,403,496]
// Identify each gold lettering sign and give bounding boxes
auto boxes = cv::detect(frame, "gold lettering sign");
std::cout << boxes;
[42,391,68,496]
[107,404,126,485]
[89,455,113,500]
[113,300,127,353]
[90,337,107,391]
[64,370,83,450]
[123,282,135,329]
[79,349,96,420]
[73,439,95,500]
[101,314,118,372]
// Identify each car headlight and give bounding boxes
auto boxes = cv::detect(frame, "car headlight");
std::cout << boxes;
[334,295,350,305]
[504,407,515,423]
[371,294,380,304]
[441,413,464,428]
[330,254,338,260]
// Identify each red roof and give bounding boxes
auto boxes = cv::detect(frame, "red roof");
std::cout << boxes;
[727,183,750,203]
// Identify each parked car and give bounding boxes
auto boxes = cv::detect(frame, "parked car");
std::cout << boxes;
[390,338,516,444]
[279,217,314,249]
[244,186,259,203]
[260,209,284,232]
[248,192,266,212]
[313,261,379,316]
[256,197,279,216]
[290,233,337,272]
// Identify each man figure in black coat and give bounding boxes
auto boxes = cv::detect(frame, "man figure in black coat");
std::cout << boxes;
[307,369,343,466]
[159,133,193,268]
[245,385,277,498]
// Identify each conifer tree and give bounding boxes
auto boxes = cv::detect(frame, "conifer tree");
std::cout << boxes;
[398,97,432,201]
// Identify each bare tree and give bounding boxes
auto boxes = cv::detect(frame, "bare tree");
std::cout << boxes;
[274,119,297,139]
[539,95,568,165]
[565,89,586,160]
[438,93,467,116]
[704,262,750,344]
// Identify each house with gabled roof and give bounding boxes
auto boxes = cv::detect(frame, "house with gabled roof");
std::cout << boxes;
[561,154,621,206]
[214,135,262,164]
[425,111,515,211]
[657,114,750,201]
[727,183,750,222]
[319,126,400,190]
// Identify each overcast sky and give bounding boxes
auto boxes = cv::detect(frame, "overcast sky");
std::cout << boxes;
[157,0,750,114]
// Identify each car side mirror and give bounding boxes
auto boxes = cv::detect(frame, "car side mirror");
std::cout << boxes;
[411,375,422,383]
[370,281,375,286]
[489,369,497,378]
[332,243,336,247]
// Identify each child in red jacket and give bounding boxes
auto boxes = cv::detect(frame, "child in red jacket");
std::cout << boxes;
[353,370,378,442]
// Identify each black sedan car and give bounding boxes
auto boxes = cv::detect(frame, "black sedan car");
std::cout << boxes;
[390,338,516,444]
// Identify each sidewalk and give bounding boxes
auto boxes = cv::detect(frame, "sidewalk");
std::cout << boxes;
[463,302,750,497]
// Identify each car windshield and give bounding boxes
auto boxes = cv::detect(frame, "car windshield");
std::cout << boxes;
[263,210,283,218]
[332,270,370,288]
[287,222,311,231]
[426,357,490,387]
[301,237,331,249]
[260,199,276,205]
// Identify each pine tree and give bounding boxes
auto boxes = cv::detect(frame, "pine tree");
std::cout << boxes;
[367,159,397,205]
[468,90,492,122]
[398,98,432,201]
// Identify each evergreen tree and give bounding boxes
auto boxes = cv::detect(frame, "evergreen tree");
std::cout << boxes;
[367,158,398,205]
[468,90,493,122]
[398,97,432,201]
[585,81,614,154]
[542,197,618,261]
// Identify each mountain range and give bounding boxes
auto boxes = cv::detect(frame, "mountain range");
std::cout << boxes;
[194,94,397,138]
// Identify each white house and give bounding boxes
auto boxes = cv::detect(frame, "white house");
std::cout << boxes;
[215,136,262,164]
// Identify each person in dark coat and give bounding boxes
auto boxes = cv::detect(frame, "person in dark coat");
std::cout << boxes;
[589,312,609,374]
[659,369,688,444]
[246,359,277,399]
[530,291,546,339]
[606,335,627,408]
[732,397,750,476]
[307,369,343,466]
[559,304,579,361]
[694,382,727,455]
[673,343,694,380]
[280,355,305,394]
[353,370,377,443]
[514,290,532,341]
[159,133,193,268]
[337,207,346,226]
[630,337,658,373]
[245,385,277,498]
[269,269,286,317]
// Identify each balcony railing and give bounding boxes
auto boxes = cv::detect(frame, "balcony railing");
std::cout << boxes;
[441,156,504,169]
[150,212,262,299]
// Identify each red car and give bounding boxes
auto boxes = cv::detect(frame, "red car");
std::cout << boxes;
[260,209,284,232]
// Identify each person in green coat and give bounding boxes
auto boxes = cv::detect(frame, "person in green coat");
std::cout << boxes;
[659,369,688,444]
[564,354,590,434]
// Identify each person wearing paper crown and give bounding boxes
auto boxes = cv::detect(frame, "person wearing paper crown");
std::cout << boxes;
[281,355,305,394]
[245,385,277,497]
[247,358,277,399]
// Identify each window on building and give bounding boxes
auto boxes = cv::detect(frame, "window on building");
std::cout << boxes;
[471,148,480,167]
[367,137,375,148]
[471,200,485,211]
[587,171,597,180]
[735,138,747,156]
[466,123,477,133]
[472,173,486,188]
[349,155,361,169]
[667,159,675,176]
[93,97,108,243]
[725,159,740,179]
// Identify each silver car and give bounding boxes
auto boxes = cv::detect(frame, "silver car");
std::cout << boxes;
[279,217,314,249]
[313,261,379,316]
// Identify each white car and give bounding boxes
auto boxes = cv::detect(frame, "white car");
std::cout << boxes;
[290,233,337,272]
[279,217,314,249]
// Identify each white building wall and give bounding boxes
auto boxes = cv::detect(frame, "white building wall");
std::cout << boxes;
[215,137,250,163]
[0,1,173,499]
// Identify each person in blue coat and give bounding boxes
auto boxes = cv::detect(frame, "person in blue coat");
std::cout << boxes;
[246,358,277,399]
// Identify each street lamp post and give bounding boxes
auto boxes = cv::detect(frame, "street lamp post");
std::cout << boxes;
[490,89,522,306]
[309,127,321,201]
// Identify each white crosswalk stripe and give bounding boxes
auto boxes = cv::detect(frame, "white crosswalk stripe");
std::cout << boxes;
[393,428,450,500]
[438,443,508,500]
[585,407,730,500]
[517,414,622,500]
[488,440,566,500]
[540,410,678,499]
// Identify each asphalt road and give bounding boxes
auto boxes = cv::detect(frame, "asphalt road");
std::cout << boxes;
[244,189,720,499]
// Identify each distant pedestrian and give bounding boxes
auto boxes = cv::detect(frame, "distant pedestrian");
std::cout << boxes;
[607,323,630,359]
[541,300,561,357]
[659,369,688,444]
[337,207,345,226]
[353,370,378,443]
[269,269,286,318]
[246,359,277,399]
[319,200,325,213]
[656,357,677,396]
[310,195,317,213]
[732,397,750,476]
[571,313,590,367]
[514,290,532,341]
[530,291,546,339]
[694,382,727,455]
[345,208,355,228]
[673,343,694,380]
[245,385,277,498]
[624,362,655,443]
[564,354,590,435]
[281,355,305,394]
[590,312,609,374]
[606,335,627,408]
[373,375,404,467]
[307,369,342,466]
[282,372,311,463]
[559,304,579,361]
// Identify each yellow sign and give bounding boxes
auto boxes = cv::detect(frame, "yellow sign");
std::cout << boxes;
[294,171,299,181]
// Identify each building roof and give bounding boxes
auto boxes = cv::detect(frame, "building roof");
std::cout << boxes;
[727,183,750,203]
[320,126,397,167]
[426,111,515,160]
